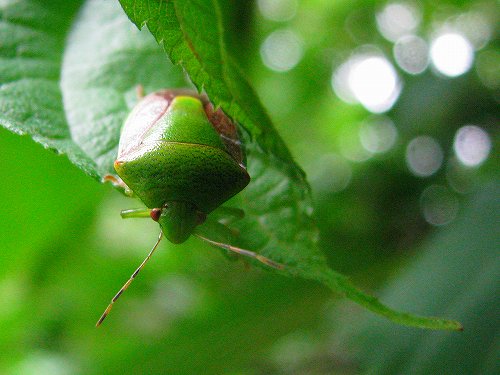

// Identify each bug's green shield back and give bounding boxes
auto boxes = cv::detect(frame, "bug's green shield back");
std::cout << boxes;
[115,92,250,213]
[115,142,249,212]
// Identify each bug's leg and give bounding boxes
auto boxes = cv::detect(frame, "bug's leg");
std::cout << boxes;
[136,84,145,99]
[194,216,239,262]
[193,217,284,270]
[96,231,163,327]
[194,233,284,270]
[103,174,134,197]
[195,214,237,244]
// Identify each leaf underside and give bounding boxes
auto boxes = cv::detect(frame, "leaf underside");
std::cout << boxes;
[0,0,461,331]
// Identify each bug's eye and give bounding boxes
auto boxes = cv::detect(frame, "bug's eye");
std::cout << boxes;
[150,208,162,221]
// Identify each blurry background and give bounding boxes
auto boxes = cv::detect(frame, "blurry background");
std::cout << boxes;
[0,0,498,374]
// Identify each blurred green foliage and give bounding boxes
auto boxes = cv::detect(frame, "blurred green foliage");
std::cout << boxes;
[0,0,498,374]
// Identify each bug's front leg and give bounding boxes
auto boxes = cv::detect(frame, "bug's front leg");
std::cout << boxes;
[103,174,134,197]
[136,84,145,99]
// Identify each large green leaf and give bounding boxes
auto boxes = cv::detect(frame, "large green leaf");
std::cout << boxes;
[0,0,97,178]
[0,0,461,330]
[113,0,462,330]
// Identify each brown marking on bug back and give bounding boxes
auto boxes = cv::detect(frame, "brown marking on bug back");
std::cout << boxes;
[203,102,245,166]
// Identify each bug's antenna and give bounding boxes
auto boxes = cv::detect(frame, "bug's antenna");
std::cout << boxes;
[96,231,164,327]
[194,234,284,270]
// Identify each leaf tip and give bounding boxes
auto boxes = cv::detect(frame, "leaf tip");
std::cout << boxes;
[436,318,464,332]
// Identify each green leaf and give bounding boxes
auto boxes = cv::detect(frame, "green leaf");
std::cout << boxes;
[118,0,461,330]
[0,0,98,178]
[233,141,462,332]
[0,0,461,330]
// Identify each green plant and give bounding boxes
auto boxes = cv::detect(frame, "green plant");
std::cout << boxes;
[0,0,462,331]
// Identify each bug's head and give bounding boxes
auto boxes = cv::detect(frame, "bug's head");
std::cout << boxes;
[150,202,206,244]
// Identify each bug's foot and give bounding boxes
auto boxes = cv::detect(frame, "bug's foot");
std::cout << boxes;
[136,84,145,99]
[103,174,134,196]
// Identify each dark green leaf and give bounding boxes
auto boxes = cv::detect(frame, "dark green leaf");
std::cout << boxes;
[0,0,98,179]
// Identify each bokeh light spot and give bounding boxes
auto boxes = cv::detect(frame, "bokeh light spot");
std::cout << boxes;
[332,59,358,104]
[430,33,474,77]
[376,1,421,42]
[393,35,429,74]
[406,136,443,177]
[311,153,352,193]
[420,185,459,226]
[12,352,75,375]
[453,125,491,167]
[333,52,401,113]
[348,56,401,113]
[455,11,493,50]
[359,117,398,154]
[271,332,317,371]
[261,29,304,72]
[258,0,298,22]
[125,275,205,335]
[153,275,202,316]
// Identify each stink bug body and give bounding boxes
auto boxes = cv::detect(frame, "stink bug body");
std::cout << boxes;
[97,89,282,326]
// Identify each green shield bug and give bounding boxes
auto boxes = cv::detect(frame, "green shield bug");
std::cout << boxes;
[97,89,283,326]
